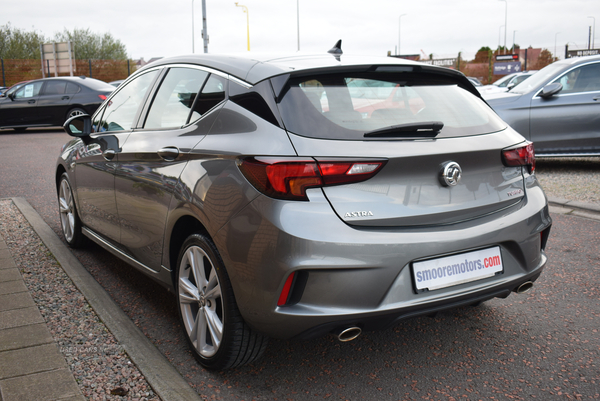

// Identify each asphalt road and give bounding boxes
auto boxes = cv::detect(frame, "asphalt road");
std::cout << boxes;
[1,129,599,400]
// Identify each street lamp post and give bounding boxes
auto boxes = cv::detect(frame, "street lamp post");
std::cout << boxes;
[499,0,507,54]
[235,3,250,51]
[201,0,208,53]
[555,32,560,60]
[191,0,195,53]
[398,14,407,56]
[589,16,596,49]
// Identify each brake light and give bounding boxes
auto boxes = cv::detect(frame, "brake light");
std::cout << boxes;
[238,157,386,201]
[502,143,535,173]
[98,94,107,101]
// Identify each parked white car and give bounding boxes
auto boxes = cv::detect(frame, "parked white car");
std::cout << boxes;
[478,71,537,96]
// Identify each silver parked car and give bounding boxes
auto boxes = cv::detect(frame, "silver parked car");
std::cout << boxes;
[56,45,552,370]
[485,55,600,156]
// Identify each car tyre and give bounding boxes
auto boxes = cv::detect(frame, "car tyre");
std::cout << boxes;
[66,107,87,120]
[176,233,268,370]
[58,173,85,248]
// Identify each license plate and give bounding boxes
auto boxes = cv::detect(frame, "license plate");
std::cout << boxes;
[412,247,503,291]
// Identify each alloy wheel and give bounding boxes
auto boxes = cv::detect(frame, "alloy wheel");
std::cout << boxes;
[178,245,224,358]
[58,178,76,243]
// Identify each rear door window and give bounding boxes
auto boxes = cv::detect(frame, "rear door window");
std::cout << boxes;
[144,67,209,129]
[42,80,66,95]
[278,72,506,140]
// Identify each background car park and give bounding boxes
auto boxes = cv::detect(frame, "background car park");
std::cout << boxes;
[56,50,551,370]
[477,70,537,95]
[467,76,483,86]
[0,76,114,132]
[485,55,600,157]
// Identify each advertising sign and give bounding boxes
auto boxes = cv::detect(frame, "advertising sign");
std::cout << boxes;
[419,58,457,69]
[495,54,519,61]
[40,42,76,77]
[493,62,522,75]
[567,49,599,58]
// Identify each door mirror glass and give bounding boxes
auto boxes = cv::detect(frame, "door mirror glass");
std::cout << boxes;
[64,114,92,137]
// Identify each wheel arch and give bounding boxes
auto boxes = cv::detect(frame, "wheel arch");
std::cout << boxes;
[167,213,211,286]
[55,164,67,193]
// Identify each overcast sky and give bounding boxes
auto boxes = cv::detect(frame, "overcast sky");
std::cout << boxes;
[3,0,598,61]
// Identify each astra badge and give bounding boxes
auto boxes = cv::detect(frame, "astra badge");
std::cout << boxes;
[439,161,462,187]
[344,211,374,218]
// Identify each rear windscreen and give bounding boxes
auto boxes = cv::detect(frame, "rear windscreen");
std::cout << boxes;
[278,72,506,140]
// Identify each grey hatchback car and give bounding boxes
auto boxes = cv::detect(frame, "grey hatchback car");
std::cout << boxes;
[485,55,600,156]
[56,48,552,370]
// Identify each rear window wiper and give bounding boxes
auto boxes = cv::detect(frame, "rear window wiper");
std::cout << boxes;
[363,121,444,138]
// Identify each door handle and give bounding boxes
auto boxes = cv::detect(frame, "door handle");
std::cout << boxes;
[62,96,70,100]
[28,99,36,104]
[158,147,179,161]
[103,149,116,160]
[593,96,600,101]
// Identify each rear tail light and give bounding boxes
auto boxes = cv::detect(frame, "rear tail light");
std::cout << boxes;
[238,157,386,201]
[98,94,107,101]
[502,142,535,173]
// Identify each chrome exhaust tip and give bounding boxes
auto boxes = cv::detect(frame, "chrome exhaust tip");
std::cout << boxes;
[515,281,534,294]
[334,327,362,342]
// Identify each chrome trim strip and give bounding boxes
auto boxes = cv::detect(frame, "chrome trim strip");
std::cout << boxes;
[536,152,600,158]
[82,227,160,275]
[158,63,253,88]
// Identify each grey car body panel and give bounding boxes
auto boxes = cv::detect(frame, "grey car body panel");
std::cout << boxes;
[485,55,600,155]
[214,177,549,339]
[56,53,552,344]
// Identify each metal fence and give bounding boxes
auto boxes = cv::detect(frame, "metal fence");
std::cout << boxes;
[1,59,135,88]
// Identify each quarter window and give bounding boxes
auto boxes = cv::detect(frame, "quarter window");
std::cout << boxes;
[190,74,227,120]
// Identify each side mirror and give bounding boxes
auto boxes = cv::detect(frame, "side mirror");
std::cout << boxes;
[64,114,92,137]
[507,82,516,91]
[539,82,563,99]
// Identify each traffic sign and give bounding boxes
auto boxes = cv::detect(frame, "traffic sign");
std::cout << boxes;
[493,62,522,75]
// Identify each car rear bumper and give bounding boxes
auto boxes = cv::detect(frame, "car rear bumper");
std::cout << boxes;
[214,178,552,340]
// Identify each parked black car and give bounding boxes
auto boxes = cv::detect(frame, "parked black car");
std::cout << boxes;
[0,76,114,132]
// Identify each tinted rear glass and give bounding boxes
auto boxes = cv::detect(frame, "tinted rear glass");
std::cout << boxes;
[278,72,506,140]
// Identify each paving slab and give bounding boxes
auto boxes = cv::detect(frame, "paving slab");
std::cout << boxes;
[0,306,45,330]
[0,368,85,401]
[0,280,27,296]
[0,268,22,283]
[0,323,54,352]
[0,343,67,379]
[0,291,36,312]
